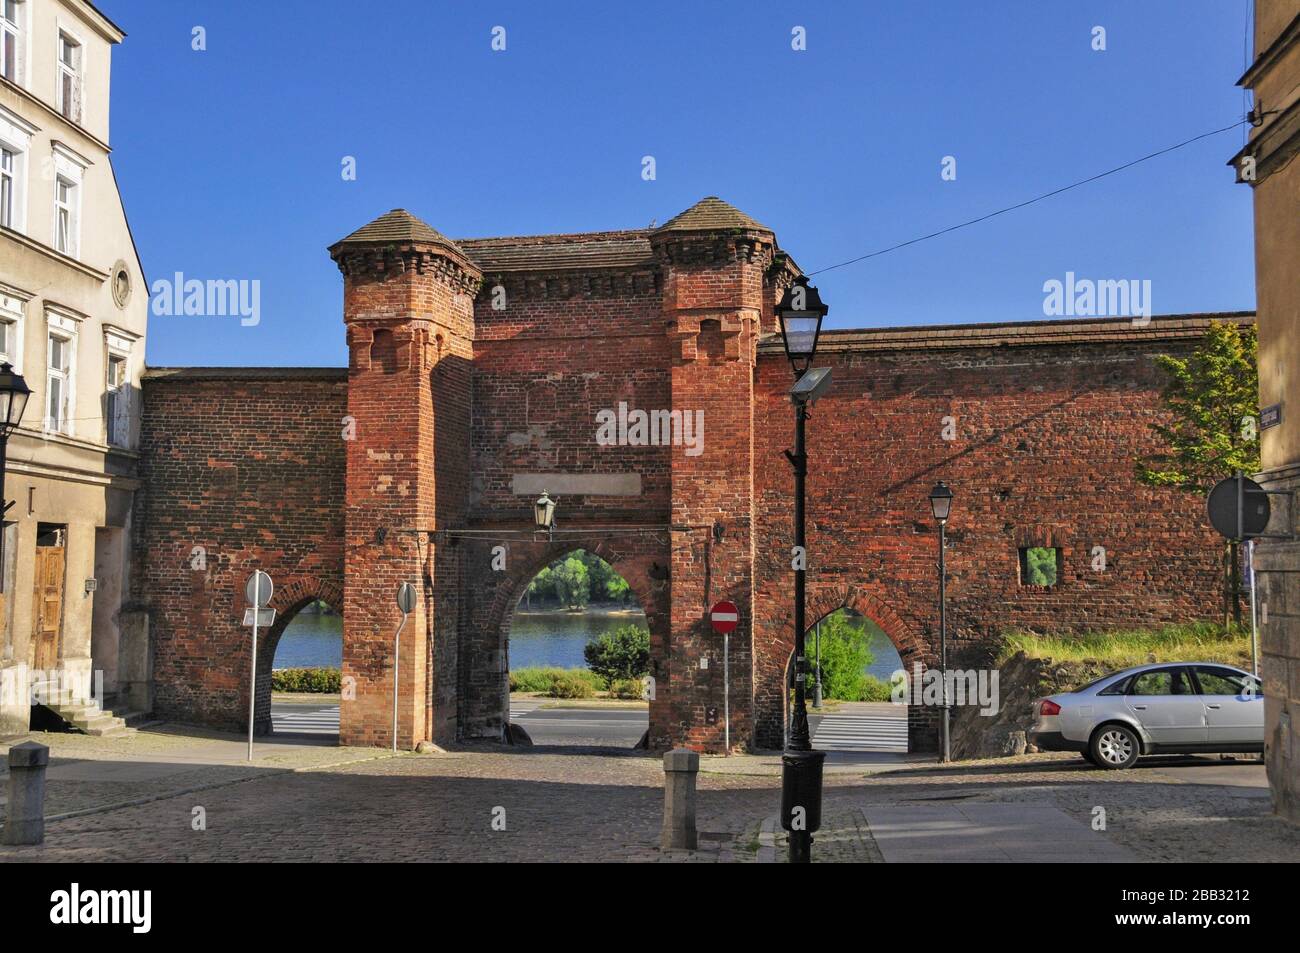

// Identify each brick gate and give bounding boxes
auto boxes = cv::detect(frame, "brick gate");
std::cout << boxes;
[136,198,1242,753]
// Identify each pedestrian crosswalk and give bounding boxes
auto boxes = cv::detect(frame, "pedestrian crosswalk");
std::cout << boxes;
[812,712,908,752]
[272,705,340,736]
[509,700,544,720]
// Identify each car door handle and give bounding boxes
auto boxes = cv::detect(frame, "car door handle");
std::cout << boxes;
[1132,705,1147,710]
[1206,704,1222,709]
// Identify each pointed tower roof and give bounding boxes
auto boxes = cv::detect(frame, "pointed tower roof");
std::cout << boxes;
[329,209,466,255]
[655,196,771,233]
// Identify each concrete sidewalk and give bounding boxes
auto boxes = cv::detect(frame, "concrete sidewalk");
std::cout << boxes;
[861,802,1135,862]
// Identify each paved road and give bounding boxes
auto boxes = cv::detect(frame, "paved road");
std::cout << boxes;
[512,707,647,746]
[272,703,339,737]
[269,700,648,746]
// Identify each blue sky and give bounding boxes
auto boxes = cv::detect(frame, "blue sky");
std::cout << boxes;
[101,1,1257,367]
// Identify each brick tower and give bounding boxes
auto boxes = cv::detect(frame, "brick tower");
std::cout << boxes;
[329,210,481,748]
[652,198,777,749]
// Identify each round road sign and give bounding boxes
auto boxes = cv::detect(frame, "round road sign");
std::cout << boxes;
[397,582,418,615]
[710,600,739,634]
[1207,475,1271,541]
[245,571,273,607]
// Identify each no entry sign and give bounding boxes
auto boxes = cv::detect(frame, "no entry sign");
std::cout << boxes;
[710,601,738,634]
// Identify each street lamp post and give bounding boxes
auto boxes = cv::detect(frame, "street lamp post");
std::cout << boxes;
[0,362,32,591]
[928,481,953,763]
[776,276,831,864]
[813,620,822,710]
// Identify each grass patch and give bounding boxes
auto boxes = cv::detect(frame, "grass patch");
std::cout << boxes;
[509,666,607,697]
[999,622,1252,669]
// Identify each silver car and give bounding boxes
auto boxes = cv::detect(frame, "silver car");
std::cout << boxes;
[1029,662,1264,769]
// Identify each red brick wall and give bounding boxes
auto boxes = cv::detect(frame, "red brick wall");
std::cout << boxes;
[133,370,347,731]
[751,335,1227,749]
[458,271,674,739]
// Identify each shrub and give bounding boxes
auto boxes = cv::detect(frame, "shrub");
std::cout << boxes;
[859,674,895,703]
[549,671,596,699]
[584,625,651,683]
[272,667,341,693]
[609,678,645,700]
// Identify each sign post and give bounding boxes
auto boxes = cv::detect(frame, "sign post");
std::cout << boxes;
[394,582,417,753]
[1247,541,1259,676]
[244,571,273,762]
[710,600,738,754]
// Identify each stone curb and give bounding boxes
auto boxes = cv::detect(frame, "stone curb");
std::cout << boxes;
[757,816,776,863]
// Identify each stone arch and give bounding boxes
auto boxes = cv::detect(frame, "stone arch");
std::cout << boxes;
[252,575,344,736]
[762,583,931,752]
[806,585,927,666]
[466,538,667,743]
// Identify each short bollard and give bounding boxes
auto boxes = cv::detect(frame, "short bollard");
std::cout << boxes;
[3,741,50,846]
[661,747,699,851]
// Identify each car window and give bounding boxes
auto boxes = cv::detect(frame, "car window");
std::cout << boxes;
[1194,666,1255,696]
[1098,676,1131,696]
[1128,668,1192,696]
[1074,673,1122,693]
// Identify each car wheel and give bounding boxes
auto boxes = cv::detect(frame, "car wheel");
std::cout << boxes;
[1081,748,1098,765]
[1090,724,1140,769]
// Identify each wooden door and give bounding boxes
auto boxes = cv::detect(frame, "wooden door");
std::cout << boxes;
[30,544,65,671]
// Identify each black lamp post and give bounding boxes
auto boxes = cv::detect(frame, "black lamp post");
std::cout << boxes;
[928,481,953,763]
[533,490,556,541]
[775,276,831,863]
[0,362,32,593]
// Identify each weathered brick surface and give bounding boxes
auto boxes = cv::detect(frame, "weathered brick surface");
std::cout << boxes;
[752,335,1226,749]
[133,370,347,731]
[135,202,1239,754]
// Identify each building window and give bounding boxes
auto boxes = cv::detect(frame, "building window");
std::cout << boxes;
[105,350,127,446]
[0,107,30,232]
[57,30,81,123]
[0,0,23,85]
[0,310,13,363]
[46,331,73,433]
[53,175,76,255]
[1018,546,1061,587]
[0,292,21,368]
[0,145,14,228]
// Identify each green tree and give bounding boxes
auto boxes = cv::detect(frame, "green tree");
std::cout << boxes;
[806,611,876,701]
[605,574,631,606]
[584,624,651,682]
[1135,321,1259,625]
[552,556,590,609]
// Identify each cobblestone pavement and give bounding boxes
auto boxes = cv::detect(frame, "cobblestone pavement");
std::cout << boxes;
[1,728,1296,862]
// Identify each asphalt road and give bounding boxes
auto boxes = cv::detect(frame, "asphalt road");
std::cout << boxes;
[513,707,648,747]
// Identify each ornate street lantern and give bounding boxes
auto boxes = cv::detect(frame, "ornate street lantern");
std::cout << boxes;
[775,276,829,377]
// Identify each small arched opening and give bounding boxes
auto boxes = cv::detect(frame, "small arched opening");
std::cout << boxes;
[252,578,343,742]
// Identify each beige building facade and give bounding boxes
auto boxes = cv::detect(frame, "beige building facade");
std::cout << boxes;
[1235,0,1300,822]
[0,0,146,732]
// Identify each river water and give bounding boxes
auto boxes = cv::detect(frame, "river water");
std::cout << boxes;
[273,609,903,677]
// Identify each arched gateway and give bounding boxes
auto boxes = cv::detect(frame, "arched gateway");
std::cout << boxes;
[135,198,1239,753]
